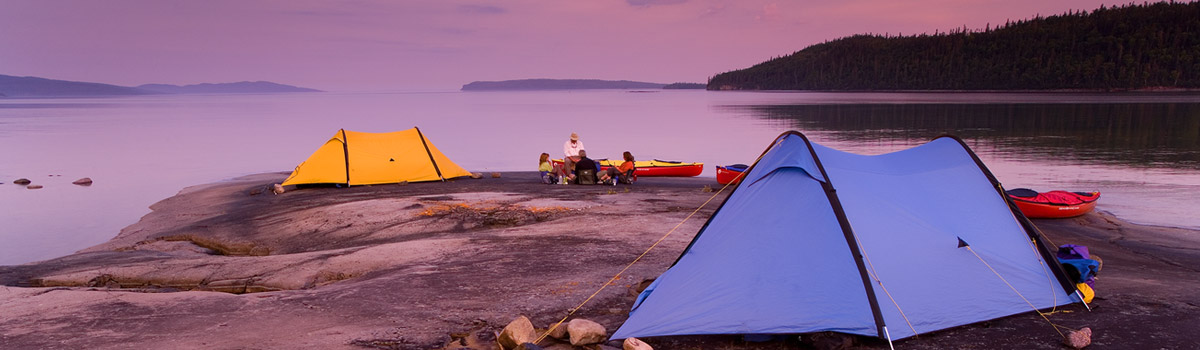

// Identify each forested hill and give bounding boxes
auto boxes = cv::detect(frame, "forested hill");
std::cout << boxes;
[709,2,1200,91]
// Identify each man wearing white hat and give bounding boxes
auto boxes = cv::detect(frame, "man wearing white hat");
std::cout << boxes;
[563,132,585,178]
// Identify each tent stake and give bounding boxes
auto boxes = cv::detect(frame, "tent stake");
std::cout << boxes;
[1075,290,1092,311]
[884,326,895,350]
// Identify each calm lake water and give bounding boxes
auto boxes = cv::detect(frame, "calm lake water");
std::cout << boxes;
[2,90,1199,265]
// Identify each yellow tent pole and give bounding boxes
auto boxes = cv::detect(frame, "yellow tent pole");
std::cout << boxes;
[414,126,445,181]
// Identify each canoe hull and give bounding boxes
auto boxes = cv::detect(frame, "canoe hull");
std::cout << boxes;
[1007,189,1101,219]
[632,163,703,177]
[715,165,746,185]
[1012,200,1098,219]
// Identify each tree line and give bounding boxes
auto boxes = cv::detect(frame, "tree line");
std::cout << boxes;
[709,2,1200,91]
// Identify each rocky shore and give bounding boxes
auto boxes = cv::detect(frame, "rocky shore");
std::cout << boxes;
[2,172,1198,349]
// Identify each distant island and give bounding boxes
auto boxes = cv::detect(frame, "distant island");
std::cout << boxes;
[461,79,705,91]
[709,2,1200,91]
[0,74,321,98]
[137,81,321,94]
[663,82,706,89]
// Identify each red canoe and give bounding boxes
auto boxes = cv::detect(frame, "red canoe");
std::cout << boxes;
[1006,188,1100,219]
[552,159,703,177]
[716,164,749,185]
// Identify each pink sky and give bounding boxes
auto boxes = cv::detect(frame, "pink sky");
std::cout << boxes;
[2,0,1120,91]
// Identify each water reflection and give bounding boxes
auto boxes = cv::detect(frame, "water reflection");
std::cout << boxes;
[735,103,1200,169]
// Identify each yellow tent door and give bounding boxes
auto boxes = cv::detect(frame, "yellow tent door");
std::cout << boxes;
[282,128,471,186]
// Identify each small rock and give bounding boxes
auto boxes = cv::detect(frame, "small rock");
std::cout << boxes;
[567,318,607,346]
[1064,327,1092,349]
[13,178,31,185]
[498,316,537,350]
[547,322,569,340]
[623,337,652,350]
[515,343,544,350]
[628,278,655,297]
[72,177,93,185]
[491,172,502,178]
[470,172,483,179]
[271,184,285,195]
[26,184,44,189]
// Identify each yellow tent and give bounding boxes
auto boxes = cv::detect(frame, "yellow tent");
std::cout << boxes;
[282,128,472,186]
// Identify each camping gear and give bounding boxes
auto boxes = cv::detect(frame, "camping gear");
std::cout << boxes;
[611,131,1083,343]
[715,164,749,185]
[1057,244,1100,287]
[576,169,597,185]
[1006,188,1100,218]
[282,128,472,186]
[553,159,702,177]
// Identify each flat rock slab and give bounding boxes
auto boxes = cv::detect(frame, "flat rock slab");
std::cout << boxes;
[2,171,1199,349]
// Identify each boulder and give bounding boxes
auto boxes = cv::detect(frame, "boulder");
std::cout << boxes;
[498,316,537,350]
[26,184,43,189]
[491,172,502,178]
[271,184,285,195]
[547,322,569,340]
[566,318,607,345]
[72,177,93,185]
[1064,327,1092,349]
[13,178,31,185]
[470,172,483,179]
[623,337,653,350]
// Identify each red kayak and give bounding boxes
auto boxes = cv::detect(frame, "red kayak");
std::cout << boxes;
[553,159,703,177]
[716,164,749,185]
[1006,188,1100,219]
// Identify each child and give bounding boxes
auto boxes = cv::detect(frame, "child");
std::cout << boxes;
[538,153,558,184]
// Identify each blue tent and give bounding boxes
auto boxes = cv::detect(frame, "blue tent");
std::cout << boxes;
[612,132,1081,342]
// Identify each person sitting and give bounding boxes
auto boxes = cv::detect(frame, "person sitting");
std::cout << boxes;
[601,151,636,184]
[538,153,558,184]
[562,132,585,176]
[571,150,599,184]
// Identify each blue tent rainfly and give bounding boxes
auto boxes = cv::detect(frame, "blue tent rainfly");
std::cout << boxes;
[611,131,1083,343]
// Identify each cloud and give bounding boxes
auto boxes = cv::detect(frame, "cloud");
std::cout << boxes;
[626,0,688,7]
[458,4,506,14]
[756,2,781,21]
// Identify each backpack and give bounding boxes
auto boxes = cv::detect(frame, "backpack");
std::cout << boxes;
[576,169,597,185]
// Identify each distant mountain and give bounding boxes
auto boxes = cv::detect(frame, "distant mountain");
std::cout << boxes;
[137,81,321,94]
[461,79,667,91]
[0,74,148,97]
[0,74,322,98]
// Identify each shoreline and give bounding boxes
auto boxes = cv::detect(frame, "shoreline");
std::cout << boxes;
[2,172,1199,349]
